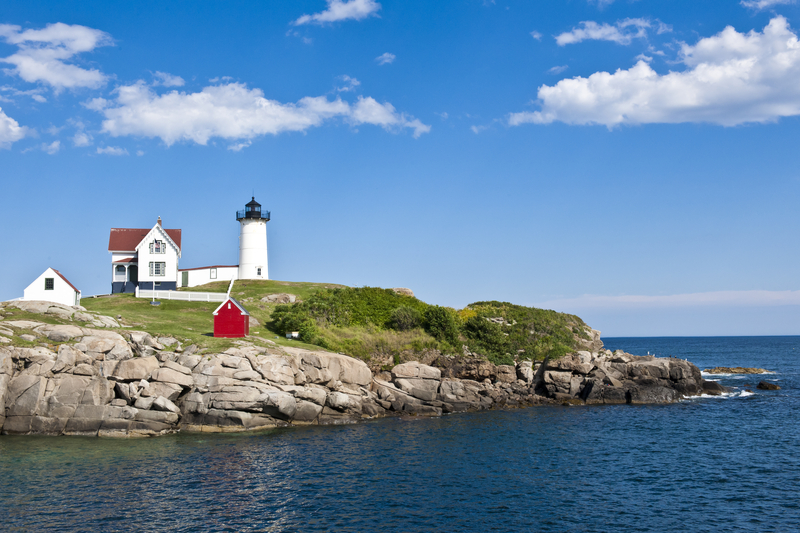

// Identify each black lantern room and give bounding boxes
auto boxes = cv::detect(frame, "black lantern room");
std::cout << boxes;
[236,197,271,221]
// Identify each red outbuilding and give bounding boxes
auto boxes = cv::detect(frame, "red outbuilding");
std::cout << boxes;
[213,297,250,338]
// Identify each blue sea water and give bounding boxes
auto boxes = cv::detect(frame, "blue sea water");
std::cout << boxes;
[1,336,799,532]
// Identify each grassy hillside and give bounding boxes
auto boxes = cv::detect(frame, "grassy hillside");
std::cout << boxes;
[79,280,590,367]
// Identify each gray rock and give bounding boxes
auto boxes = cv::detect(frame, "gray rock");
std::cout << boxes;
[391,361,441,380]
[152,396,181,414]
[292,400,323,422]
[18,334,37,342]
[134,396,155,410]
[139,381,183,401]
[110,356,160,381]
[150,367,193,388]
[73,364,97,376]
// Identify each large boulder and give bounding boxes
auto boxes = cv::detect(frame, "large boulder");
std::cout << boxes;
[110,356,160,381]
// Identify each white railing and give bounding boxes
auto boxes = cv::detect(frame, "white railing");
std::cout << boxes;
[135,287,228,302]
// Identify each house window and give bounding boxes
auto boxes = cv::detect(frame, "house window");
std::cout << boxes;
[257,267,262,276]
[149,262,166,276]
[210,268,217,279]
[44,278,54,290]
[149,240,165,254]
[115,265,126,282]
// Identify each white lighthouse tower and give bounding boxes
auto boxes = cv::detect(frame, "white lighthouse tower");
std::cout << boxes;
[237,197,270,280]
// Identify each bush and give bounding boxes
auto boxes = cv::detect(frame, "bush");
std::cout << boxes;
[424,306,460,345]
[390,306,423,331]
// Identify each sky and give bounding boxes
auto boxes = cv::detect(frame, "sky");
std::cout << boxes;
[2,0,800,336]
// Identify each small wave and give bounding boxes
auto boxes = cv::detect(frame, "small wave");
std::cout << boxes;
[686,390,755,400]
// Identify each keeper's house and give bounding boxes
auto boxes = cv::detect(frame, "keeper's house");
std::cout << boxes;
[108,217,182,294]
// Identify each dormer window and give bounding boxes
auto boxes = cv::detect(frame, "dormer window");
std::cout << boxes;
[45,278,54,290]
[150,240,165,254]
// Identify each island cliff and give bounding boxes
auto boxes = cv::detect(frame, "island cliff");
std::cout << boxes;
[0,300,724,437]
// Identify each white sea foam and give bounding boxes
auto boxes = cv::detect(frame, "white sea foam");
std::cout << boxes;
[686,390,755,401]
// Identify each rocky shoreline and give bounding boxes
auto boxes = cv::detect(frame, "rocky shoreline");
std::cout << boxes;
[1,301,726,437]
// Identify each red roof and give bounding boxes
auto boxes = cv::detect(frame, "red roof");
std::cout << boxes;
[51,268,80,294]
[108,227,182,251]
[113,257,138,263]
[178,265,238,272]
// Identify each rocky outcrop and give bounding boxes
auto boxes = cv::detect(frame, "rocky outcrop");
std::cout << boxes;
[757,381,780,390]
[1,305,720,438]
[705,367,772,374]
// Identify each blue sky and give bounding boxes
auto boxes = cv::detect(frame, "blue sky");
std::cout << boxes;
[2,0,800,336]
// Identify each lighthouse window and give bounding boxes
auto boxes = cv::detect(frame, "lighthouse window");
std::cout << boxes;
[149,262,166,276]
[150,240,165,254]
[257,267,262,276]
[44,278,54,290]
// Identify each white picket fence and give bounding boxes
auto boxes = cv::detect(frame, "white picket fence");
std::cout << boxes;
[135,279,234,302]
[135,287,228,302]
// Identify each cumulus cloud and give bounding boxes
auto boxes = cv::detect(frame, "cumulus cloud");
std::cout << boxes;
[0,22,111,91]
[89,82,429,147]
[336,75,361,92]
[97,146,128,155]
[0,106,26,147]
[41,140,60,154]
[349,96,431,137]
[741,0,794,9]
[152,71,185,87]
[509,17,800,127]
[375,52,396,65]
[530,31,543,41]
[538,290,800,310]
[294,0,381,25]
[556,18,652,46]
[73,131,92,146]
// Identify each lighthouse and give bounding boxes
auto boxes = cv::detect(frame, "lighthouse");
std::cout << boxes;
[236,197,270,280]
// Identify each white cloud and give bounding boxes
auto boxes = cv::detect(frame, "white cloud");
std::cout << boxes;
[73,131,92,146]
[0,106,26,147]
[375,52,396,65]
[90,82,429,147]
[294,0,381,25]
[97,146,128,155]
[42,140,60,154]
[538,290,800,310]
[742,0,794,9]
[556,18,652,46]
[152,71,185,87]
[530,31,543,41]
[136,150,144,156]
[509,17,800,128]
[31,94,47,103]
[0,22,111,91]
[336,75,361,92]
[349,96,431,138]
[548,65,568,74]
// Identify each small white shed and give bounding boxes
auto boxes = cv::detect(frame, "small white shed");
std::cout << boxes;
[23,268,81,307]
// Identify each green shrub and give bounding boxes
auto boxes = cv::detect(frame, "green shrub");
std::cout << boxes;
[390,306,423,331]
[424,305,460,345]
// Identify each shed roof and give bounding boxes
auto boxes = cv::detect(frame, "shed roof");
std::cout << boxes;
[51,268,80,294]
[108,227,182,251]
[213,297,250,316]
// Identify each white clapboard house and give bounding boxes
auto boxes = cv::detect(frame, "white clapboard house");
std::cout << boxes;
[108,217,182,293]
[23,267,81,306]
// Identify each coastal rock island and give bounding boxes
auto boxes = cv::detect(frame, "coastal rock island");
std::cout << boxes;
[0,299,723,437]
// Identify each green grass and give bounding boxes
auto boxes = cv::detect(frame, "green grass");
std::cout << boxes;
[81,289,327,353]
[180,279,347,301]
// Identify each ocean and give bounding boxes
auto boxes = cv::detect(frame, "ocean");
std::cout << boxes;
[1,336,798,532]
